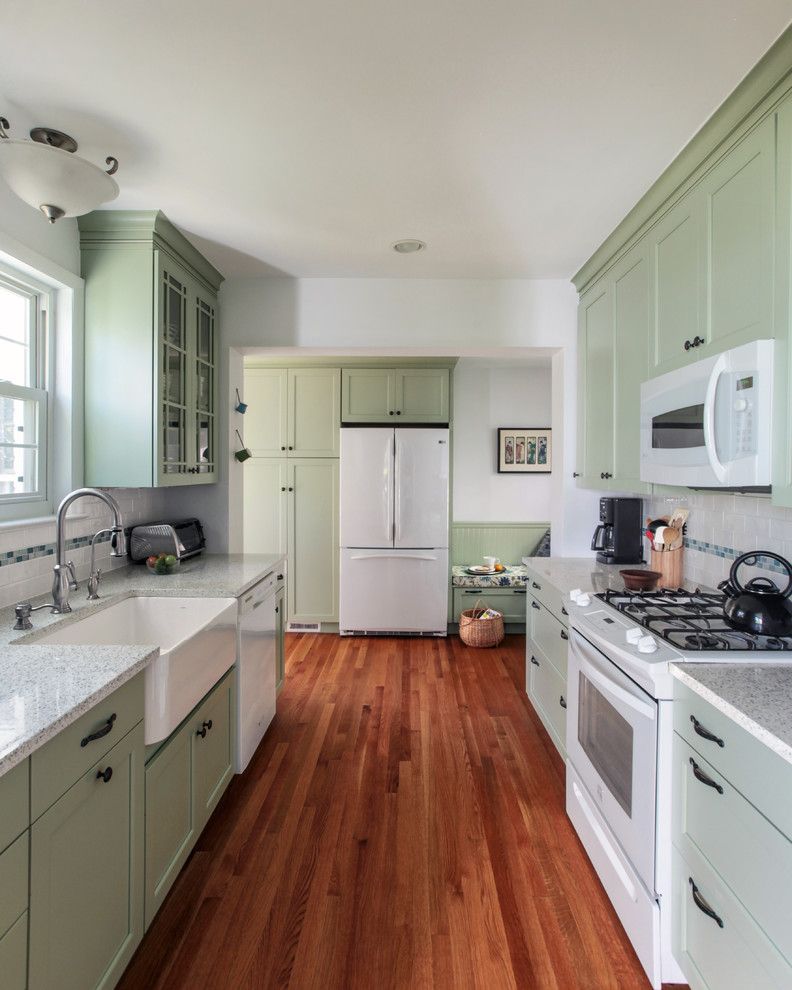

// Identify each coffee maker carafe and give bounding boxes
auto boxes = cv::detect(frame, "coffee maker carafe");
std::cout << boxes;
[591,497,643,565]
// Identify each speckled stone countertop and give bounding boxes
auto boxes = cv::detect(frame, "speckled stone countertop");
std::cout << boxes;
[672,664,792,767]
[521,556,709,596]
[0,553,284,778]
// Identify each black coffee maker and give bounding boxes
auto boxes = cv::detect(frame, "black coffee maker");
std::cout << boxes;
[591,497,643,565]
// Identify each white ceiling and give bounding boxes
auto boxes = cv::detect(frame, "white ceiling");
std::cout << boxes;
[3,1,791,279]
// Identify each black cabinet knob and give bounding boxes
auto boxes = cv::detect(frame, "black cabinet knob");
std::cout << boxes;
[572,472,580,478]
[281,446,286,451]
[559,696,567,710]
[281,486,286,492]
[389,411,394,416]
[288,446,293,451]
[692,335,705,348]
[396,410,402,415]
[288,486,294,492]
[196,720,212,738]
[684,339,692,351]
[96,767,113,783]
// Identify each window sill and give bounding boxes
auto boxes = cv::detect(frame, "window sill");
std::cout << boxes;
[0,511,90,533]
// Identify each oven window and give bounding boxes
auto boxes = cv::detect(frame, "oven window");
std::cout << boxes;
[651,404,704,449]
[578,672,633,817]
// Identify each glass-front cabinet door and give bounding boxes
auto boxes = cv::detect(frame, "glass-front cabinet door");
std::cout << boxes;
[157,254,218,485]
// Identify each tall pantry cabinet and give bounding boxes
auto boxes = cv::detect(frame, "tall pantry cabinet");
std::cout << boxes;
[243,368,340,625]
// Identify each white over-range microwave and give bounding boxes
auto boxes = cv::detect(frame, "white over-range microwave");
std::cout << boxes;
[640,339,774,490]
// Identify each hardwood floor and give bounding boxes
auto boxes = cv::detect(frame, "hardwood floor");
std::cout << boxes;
[118,634,660,990]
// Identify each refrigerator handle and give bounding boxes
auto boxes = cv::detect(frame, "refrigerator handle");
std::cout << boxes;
[393,430,399,547]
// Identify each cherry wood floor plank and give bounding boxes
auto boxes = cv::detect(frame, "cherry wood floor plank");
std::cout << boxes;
[118,633,668,990]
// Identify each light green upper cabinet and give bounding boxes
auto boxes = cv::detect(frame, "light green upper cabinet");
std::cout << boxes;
[79,211,223,488]
[244,368,288,456]
[341,368,450,423]
[288,458,339,623]
[773,99,792,506]
[650,193,704,373]
[704,116,775,351]
[612,248,651,493]
[578,285,614,484]
[288,368,340,456]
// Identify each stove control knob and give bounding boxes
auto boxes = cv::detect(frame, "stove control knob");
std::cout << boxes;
[570,588,583,602]
[637,635,658,654]
[576,593,591,607]
[626,628,642,644]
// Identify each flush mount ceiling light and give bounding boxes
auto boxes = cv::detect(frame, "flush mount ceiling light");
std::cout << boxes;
[392,239,426,254]
[0,115,119,223]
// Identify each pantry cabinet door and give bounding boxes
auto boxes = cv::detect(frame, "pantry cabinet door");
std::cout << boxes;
[287,459,339,624]
[244,368,289,456]
[650,194,704,373]
[612,248,651,493]
[243,459,288,555]
[341,369,397,422]
[579,284,614,485]
[287,368,340,457]
[396,369,450,423]
[703,116,775,352]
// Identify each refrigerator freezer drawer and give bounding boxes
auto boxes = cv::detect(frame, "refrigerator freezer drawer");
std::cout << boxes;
[340,549,449,634]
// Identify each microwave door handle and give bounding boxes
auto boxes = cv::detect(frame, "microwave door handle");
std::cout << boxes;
[703,354,728,484]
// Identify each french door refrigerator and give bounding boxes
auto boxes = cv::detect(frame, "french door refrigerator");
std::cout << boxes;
[340,427,449,635]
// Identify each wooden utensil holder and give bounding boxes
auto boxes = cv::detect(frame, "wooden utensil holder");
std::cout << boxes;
[650,547,683,589]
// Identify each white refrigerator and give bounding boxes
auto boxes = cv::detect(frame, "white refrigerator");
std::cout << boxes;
[340,427,449,635]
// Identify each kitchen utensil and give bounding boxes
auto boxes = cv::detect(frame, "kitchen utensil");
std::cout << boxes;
[667,508,689,532]
[662,525,682,550]
[653,526,672,548]
[234,429,253,462]
[234,387,248,414]
[483,556,500,570]
[719,551,792,637]
[620,569,662,592]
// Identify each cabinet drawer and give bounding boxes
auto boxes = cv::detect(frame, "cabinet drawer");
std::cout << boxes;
[31,673,144,820]
[0,911,27,990]
[672,846,792,990]
[0,831,28,939]
[673,733,792,965]
[0,759,29,854]
[528,651,567,757]
[453,587,527,624]
[524,568,567,625]
[674,679,792,841]
[530,599,569,678]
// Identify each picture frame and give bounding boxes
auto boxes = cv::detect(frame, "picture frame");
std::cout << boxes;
[497,427,552,474]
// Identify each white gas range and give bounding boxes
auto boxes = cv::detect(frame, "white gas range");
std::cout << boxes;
[564,587,792,989]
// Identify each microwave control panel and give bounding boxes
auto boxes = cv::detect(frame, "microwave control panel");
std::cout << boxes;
[723,372,756,458]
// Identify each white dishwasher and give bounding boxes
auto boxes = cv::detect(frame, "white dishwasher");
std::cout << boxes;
[236,569,284,772]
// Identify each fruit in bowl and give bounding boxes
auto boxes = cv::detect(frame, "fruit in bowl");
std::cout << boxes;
[146,553,179,575]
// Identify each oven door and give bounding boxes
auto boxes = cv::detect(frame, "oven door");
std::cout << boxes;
[566,629,658,893]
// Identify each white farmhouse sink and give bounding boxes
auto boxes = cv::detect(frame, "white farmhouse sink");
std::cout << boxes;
[34,596,237,745]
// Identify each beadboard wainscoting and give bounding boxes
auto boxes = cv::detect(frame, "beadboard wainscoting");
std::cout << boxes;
[0,489,173,608]
[644,492,792,590]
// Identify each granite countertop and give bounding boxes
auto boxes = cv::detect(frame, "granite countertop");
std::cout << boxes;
[521,556,708,597]
[451,564,528,588]
[0,553,284,778]
[672,664,792,767]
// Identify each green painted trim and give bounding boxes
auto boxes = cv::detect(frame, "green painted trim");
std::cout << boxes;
[244,356,459,369]
[78,211,224,291]
[450,521,550,567]
[573,23,792,293]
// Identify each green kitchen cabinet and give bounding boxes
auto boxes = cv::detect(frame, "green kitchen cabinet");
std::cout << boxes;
[275,581,286,693]
[703,116,775,353]
[29,721,145,990]
[0,912,27,990]
[287,368,341,456]
[611,247,651,493]
[287,459,339,623]
[192,669,235,827]
[649,193,704,374]
[0,758,29,855]
[452,587,527,624]
[243,458,289,555]
[244,368,289,457]
[577,284,614,485]
[772,98,792,506]
[341,368,450,423]
[525,577,568,760]
[79,211,223,487]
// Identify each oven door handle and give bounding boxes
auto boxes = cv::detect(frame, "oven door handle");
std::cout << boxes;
[576,651,656,720]
[703,353,728,485]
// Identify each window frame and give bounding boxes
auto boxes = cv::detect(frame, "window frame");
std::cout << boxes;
[0,263,53,520]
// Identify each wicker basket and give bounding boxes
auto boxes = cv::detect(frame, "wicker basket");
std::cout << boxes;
[459,606,505,648]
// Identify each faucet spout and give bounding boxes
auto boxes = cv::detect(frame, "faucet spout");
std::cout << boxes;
[53,488,126,613]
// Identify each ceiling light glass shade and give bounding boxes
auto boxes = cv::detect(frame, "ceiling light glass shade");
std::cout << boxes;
[0,139,119,221]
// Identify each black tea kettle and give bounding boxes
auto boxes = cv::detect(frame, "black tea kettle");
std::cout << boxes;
[719,551,792,637]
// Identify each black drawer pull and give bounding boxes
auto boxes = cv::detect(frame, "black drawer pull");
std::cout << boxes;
[530,655,540,666]
[560,630,569,641]
[196,719,213,738]
[81,713,117,748]
[531,601,541,610]
[689,758,723,794]
[559,695,567,709]
[513,589,526,595]
[532,581,541,589]
[561,606,568,616]
[690,714,724,748]
[689,878,724,928]
[96,766,113,784]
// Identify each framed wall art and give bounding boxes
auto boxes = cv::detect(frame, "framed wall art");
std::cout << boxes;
[497,427,552,474]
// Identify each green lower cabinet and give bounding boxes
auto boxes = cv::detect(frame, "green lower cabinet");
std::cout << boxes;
[0,912,28,990]
[29,722,145,990]
[526,649,566,758]
[453,587,527,624]
[192,670,235,825]
[0,758,29,859]
[275,584,286,693]
[0,830,29,939]
[145,721,195,928]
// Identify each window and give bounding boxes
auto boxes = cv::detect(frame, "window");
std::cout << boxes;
[0,267,49,516]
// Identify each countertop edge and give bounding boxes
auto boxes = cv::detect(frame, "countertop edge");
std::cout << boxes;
[671,665,792,767]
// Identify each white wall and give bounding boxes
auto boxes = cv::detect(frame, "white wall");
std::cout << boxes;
[452,360,552,522]
[0,184,80,275]
[222,276,598,555]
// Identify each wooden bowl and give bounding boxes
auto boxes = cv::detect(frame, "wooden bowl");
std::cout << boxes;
[620,569,662,592]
